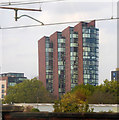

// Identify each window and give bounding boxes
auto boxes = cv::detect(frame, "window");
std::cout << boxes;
[70,57,75,61]
[2,94,4,98]
[70,52,77,56]
[48,75,52,79]
[46,48,53,52]
[2,84,4,88]
[58,48,65,52]
[83,34,90,38]
[58,39,65,43]
[70,34,73,38]
[46,62,48,66]
[46,44,49,47]
[59,88,61,92]
[58,66,64,70]
[70,47,74,52]
[2,89,4,93]
[73,34,78,38]
[70,43,78,47]
[50,43,53,48]
[70,47,78,52]
[83,47,90,52]
[58,61,63,65]
[58,44,62,48]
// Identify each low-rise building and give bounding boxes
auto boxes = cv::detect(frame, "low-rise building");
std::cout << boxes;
[0,72,27,99]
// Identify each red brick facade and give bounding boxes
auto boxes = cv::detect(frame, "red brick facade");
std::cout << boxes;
[38,37,46,87]
[62,27,71,93]
[74,22,84,85]
[50,32,59,98]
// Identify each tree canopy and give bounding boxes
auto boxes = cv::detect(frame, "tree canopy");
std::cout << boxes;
[4,78,56,103]
[88,80,119,104]
[4,78,119,104]
[71,84,96,101]
[53,93,93,113]
[71,80,119,104]
[53,79,119,113]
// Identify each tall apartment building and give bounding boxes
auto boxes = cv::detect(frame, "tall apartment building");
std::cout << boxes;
[38,21,99,98]
[0,72,27,99]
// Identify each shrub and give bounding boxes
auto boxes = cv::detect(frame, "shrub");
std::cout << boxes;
[31,108,40,112]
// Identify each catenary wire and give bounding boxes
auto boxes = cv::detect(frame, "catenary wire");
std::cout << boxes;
[0,0,68,6]
[0,17,118,30]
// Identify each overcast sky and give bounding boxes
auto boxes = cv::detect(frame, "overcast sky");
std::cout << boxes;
[0,0,118,84]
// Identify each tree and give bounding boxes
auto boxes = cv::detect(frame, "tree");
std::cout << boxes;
[88,80,119,104]
[53,93,93,113]
[66,80,119,104]
[88,89,117,104]
[71,84,96,95]
[71,84,96,102]
[4,78,56,103]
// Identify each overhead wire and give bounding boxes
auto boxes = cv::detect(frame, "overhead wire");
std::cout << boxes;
[0,0,68,6]
[0,17,118,30]
[0,0,117,30]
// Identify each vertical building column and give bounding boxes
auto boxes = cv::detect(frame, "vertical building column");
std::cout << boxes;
[74,23,84,85]
[50,32,59,98]
[38,37,46,87]
[62,27,71,92]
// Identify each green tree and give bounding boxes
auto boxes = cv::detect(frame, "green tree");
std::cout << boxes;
[4,78,56,103]
[53,93,93,113]
[66,80,119,104]
[71,84,96,95]
[71,84,96,102]
[88,89,117,104]
[88,80,119,104]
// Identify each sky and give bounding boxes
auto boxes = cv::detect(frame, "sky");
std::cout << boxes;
[0,0,118,84]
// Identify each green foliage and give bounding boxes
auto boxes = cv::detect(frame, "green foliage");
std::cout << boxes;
[98,79,118,94]
[31,108,40,112]
[4,78,56,103]
[70,80,119,104]
[88,80,119,104]
[71,84,96,103]
[71,84,96,95]
[54,79,119,113]
[2,99,7,104]
[53,93,94,113]
[88,89,117,104]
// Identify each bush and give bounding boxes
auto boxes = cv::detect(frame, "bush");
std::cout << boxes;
[31,108,40,112]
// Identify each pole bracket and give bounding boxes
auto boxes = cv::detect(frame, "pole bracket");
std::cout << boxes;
[14,9,44,25]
